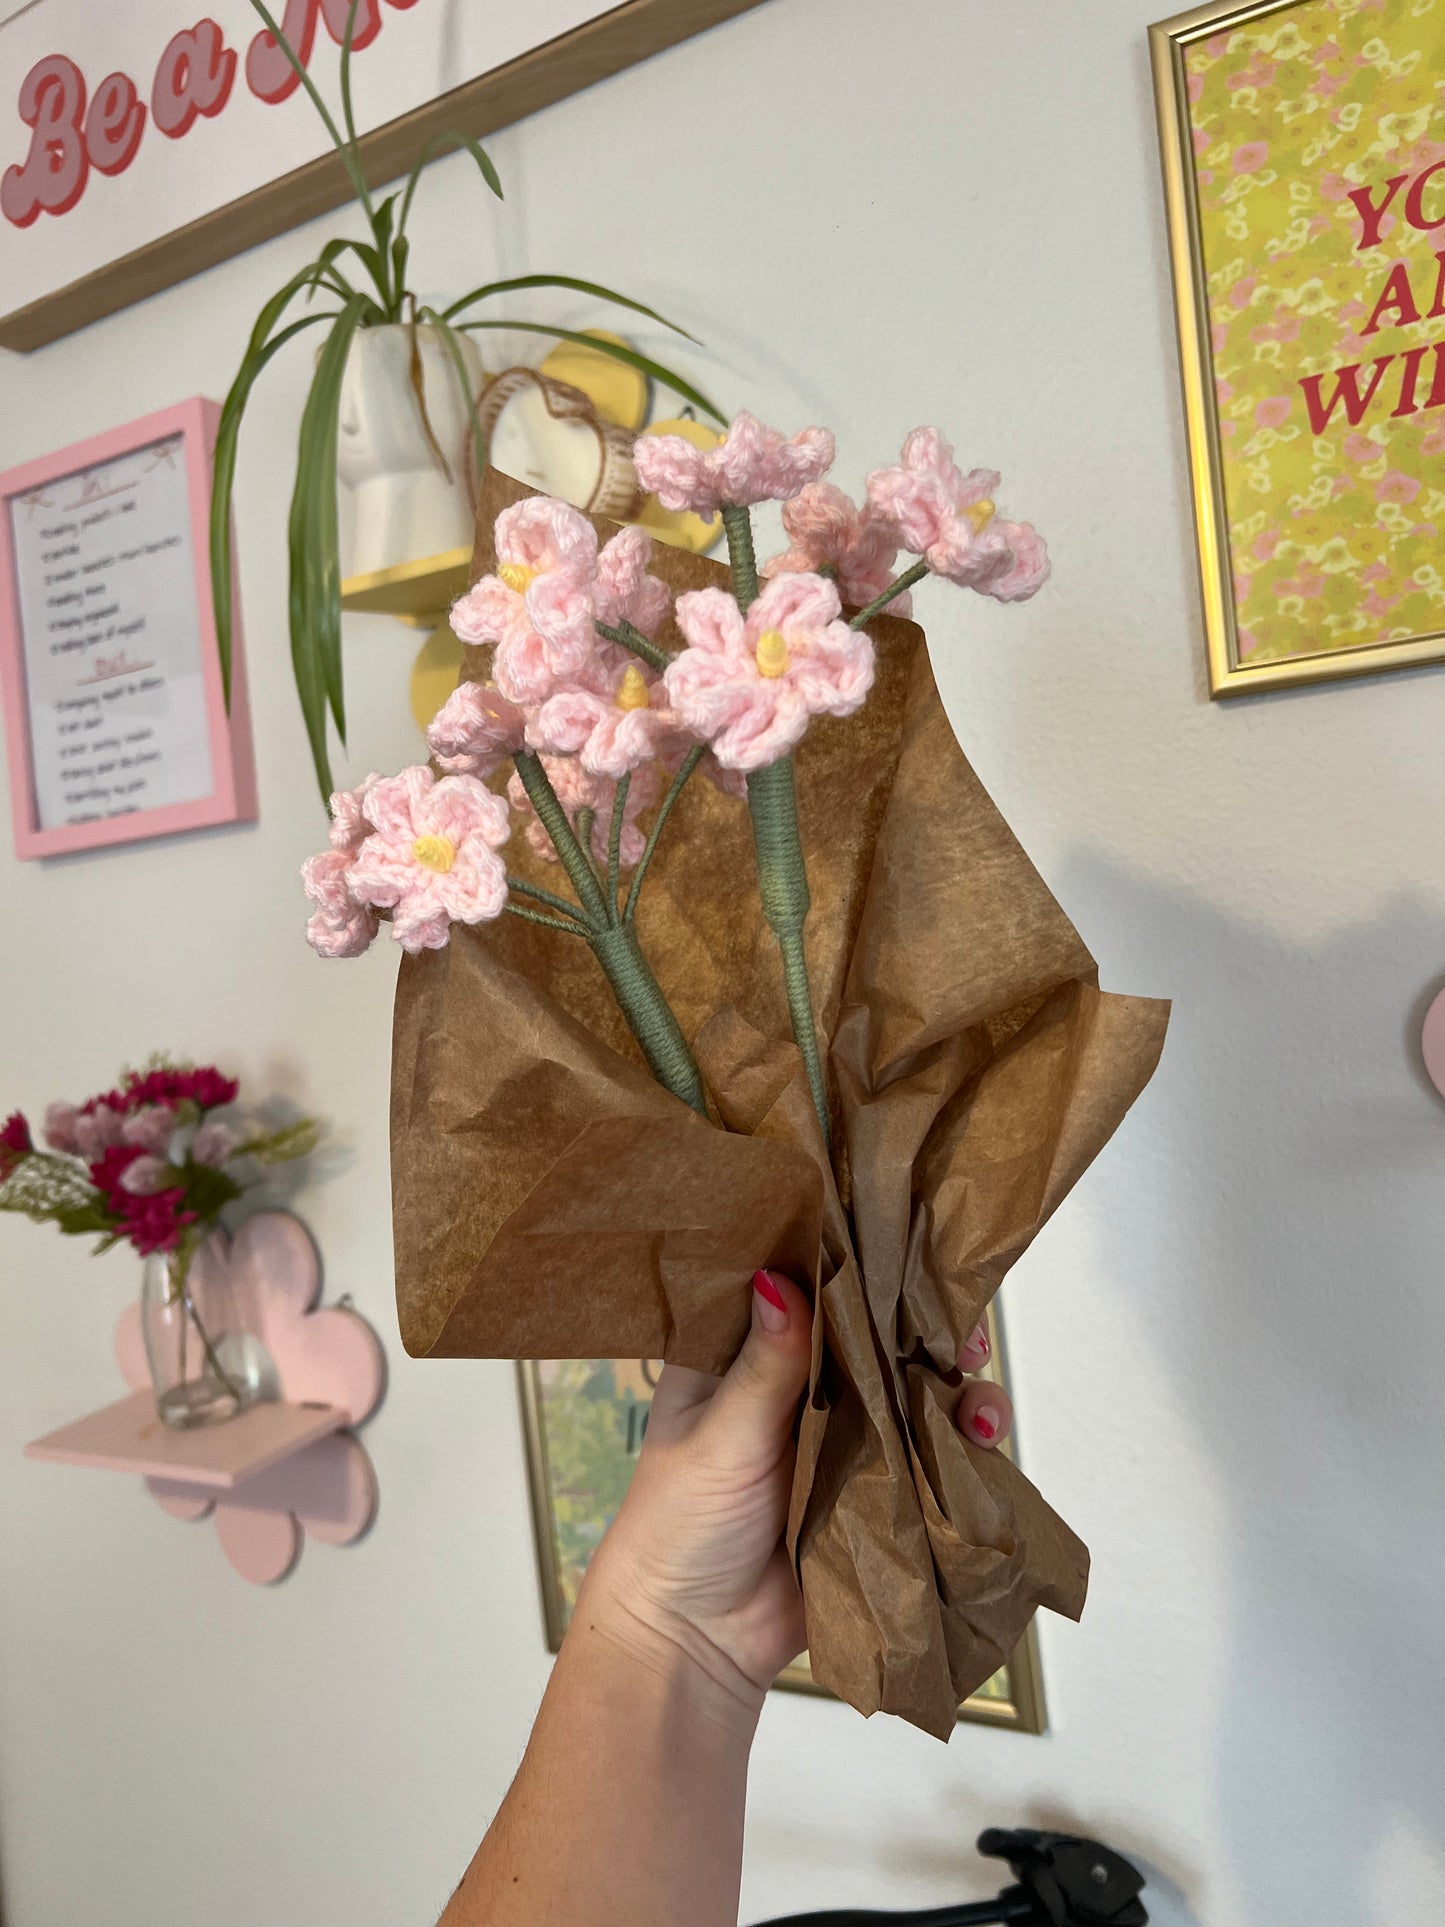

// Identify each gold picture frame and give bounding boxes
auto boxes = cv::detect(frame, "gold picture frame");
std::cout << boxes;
[516,1304,1047,1735]
[1152,0,1445,696]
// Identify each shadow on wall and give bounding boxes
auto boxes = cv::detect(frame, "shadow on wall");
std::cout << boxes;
[1052,850,1445,1927]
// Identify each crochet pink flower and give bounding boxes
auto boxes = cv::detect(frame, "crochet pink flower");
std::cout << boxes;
[506,756,660,870]
[349,767,511,953]
[529,657,687,781]
[426,682,528,779]
[449,498,599,703]
[302,851,380,960]
[663,573,874,773]
[633,411,835,515]
[594,526,672,637]
[866,428,1050,601]
[328,774,384,855]
[762,483,909,614]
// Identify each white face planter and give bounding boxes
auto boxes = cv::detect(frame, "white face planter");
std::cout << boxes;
[473,367,641,517]
[336,324,483,578]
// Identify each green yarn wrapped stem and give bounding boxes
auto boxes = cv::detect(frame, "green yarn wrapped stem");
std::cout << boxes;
[589,922,708,1115]
[745,755,830,1147]
[513,751,609,926]
[722,504,759,610]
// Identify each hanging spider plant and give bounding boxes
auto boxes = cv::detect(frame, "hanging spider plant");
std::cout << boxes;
[212,0,722,803]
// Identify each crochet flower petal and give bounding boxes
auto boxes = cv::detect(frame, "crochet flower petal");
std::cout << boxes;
[595,527,672,636]
[422,774,511,850]
[328,774,384,853]
[529,689,611,755]
[495,496,598,576]
[427,684,527,777]
[980,521,1051,603]
[449,575,515,647]
[745,570,844,640]
[709,682,810,771]
[672,586,749,664]
[362,765,430,843]
[632,432,714,514]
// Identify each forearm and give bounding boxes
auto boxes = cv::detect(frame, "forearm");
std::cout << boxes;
[441,1585,761,1927]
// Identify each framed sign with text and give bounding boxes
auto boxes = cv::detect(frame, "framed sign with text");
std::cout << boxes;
[1153,0,1445,696]
[0,396,256,859]
[0,0,768,352]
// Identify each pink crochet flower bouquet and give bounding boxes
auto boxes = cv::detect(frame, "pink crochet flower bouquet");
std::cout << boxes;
[309,415,1168,1738]
[305,419,1049,1137]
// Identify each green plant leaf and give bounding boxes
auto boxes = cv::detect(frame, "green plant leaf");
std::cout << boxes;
[287,293,369,801]
[454,319,725,424]
[231,1118,322,1165]
[442,273,699,344]
[210,264,345,707]
[396,131,503,239]
[337,0,364,154]
[248,0,374,221]
[304,237,389,316]
[417,305,487,486]
[179,1160,244,1220]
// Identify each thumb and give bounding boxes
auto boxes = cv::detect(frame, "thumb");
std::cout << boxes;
[699,1270,813,1459]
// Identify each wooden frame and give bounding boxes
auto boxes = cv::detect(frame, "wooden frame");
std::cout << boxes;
[0,396,256,859]
[0,0,770,353]
[516,1304,1047,1735]
[1151,0,1445,696]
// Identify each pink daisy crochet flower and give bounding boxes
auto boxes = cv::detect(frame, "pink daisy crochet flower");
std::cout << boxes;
[506,756,661,870]
[302,851,380,960]
[762,482,909,614]
[529,657,687,781]
[594,526,672,637]
[426,682,528,779]
[633,411,835,516]
[663,573,874,773]
[866,428,1050,601]
[449,498,599,703]
[348,767,511,954]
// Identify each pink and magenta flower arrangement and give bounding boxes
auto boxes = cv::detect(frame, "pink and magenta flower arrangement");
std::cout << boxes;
[0,1063,318,1270]
[303,412,1048,1140]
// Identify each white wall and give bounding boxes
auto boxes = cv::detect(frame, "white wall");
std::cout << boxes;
[2,2,1443,1923]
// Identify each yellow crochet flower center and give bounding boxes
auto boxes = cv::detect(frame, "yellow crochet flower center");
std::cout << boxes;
[963,499,996,533]
[615,664,651,711]
[755,628,789,678]
[498,562,537,594]
[411,834,456,874]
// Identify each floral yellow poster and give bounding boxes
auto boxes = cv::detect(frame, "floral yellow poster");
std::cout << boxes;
[1157,0,1445,691]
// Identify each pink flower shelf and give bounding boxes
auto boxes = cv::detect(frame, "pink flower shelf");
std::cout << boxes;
[23,1212,384,1585]
[25,1391,348,1488]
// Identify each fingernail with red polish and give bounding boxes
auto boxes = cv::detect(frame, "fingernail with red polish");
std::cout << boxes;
[973,1328,990,1356]
[752,1269,788,1332]
[970,1405,1000,1442]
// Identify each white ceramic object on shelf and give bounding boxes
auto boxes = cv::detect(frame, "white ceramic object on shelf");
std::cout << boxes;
[337,323,483,578]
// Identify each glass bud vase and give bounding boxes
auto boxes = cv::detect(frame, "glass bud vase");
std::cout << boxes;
[140,1240,257,1430]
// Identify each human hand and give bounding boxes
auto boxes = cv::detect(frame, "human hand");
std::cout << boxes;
[578,1271,1013,1724]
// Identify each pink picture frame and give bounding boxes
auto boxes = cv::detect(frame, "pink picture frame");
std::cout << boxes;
[0,396,256,860]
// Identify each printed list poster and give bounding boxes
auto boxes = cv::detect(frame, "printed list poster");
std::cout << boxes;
[8,432,213,829]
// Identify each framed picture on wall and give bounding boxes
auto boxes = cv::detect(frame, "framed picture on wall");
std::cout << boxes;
[516,1305,1047,1735]
[1153,0,1445,697]
[0,395,256,860]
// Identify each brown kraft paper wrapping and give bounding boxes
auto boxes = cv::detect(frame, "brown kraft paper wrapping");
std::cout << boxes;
[390,468,1170,1739]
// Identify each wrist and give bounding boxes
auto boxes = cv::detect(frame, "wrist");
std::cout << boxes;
[571,1559,767,1744]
